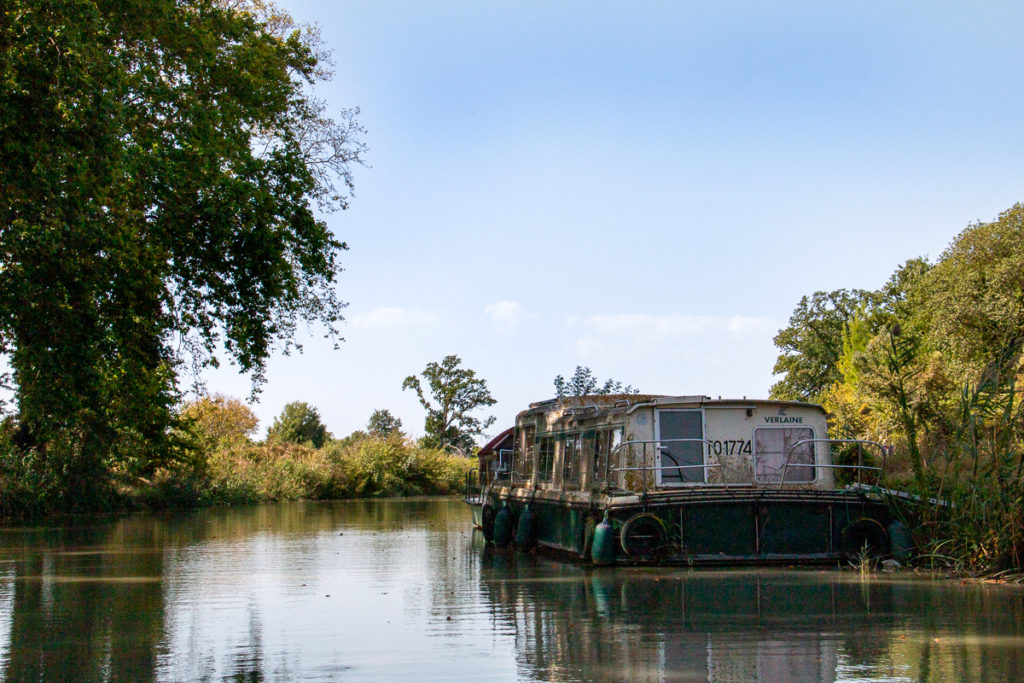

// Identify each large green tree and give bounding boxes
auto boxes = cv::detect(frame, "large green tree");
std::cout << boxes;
[0,1,364,509]
[402,355,496,452]
[769,289,874,402]
[918,203,1024,372]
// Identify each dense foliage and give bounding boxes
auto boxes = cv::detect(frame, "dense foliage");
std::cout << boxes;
[770,290,874,403]
[180,395,260,452]
[403,355,496,451]
[771,204,1024,572]
[0,1,364,511]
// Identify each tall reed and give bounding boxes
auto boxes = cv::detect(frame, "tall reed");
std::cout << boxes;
[911,343,1024,573]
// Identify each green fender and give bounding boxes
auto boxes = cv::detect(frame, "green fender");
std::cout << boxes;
[515,504,537,550]
[591,513,616,565]
[493,503,513,547]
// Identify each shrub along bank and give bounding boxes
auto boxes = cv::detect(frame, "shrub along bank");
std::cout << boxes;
[0,400,474,518]
[131,434,474,510]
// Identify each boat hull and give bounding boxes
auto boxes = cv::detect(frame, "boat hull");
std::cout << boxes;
[476,488,896,566]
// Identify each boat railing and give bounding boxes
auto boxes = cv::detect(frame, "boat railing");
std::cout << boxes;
[778,438,888,490]
[505,449,543,487]
[464,468,481,501]
[606,437,889,493]
[610,439,726,494]
[490,449,515,480]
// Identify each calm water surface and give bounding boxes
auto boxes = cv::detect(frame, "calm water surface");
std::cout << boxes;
[0,498,1021,681]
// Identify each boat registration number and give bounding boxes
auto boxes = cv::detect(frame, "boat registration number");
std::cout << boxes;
[709,439,752,456]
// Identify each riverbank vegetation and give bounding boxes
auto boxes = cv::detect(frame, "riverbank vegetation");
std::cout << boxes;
[1,396,473,517]
[141,434,473,509]
[771,203,1024,574]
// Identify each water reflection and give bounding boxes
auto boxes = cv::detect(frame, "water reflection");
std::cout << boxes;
[0,522,167,681]
[0,500,1020,681]
[477,543,1024,682]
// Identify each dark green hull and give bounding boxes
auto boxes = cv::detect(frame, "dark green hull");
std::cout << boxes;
[475,488,898,565]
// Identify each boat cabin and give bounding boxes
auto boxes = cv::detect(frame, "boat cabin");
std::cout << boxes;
[482,394,845,494]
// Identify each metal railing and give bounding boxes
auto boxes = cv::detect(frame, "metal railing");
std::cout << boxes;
[485,437,890,494]
[609,439,724,494]
[777,438,888,490]
[599,437,890,494]
[464,468,481,500]
[490,448,515,482]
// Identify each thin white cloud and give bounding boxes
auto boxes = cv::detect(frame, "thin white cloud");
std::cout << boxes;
[484,301,537,332]
[348,307,439,329]
[569,313,775,340]
[727,315,775,335]
[565,312,776,359]
[561,312,780,396]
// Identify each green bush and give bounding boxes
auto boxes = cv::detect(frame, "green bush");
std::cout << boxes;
[175,433,473,506]
[0,419,475,519]
[323,436,472,498]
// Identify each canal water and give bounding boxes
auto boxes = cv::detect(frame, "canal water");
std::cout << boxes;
[0,499,1021,681]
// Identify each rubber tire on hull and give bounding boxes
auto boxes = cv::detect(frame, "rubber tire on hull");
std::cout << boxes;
[840,517,889,561]
[620,513,668,560]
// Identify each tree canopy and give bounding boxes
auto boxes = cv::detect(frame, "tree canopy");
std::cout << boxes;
[918,204,1024,369]
[769,289,874,402]
[0,0,364,509]
[180,395,259,452]
[553,366,638,398]
[267,401,330,448]
[367,409,403,438]
[402,355,496,452]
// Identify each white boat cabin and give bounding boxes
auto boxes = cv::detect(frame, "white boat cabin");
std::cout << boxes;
[483,395,841,493]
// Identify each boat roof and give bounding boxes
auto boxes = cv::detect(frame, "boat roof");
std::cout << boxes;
[477,426,516,456]
[518,394,823,420]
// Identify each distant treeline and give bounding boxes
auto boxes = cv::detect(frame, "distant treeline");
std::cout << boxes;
[0,398,473,517]
[770,203,1024,573]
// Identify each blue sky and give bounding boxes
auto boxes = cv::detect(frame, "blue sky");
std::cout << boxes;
[206,0,1024,440]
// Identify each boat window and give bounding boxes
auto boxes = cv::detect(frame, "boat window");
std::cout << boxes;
[538,437,555,482]
[589,432,603,482]
[517,425,535,482]
[607,428,623,483]
[657,410,704,484]
[562,433,581,488]
[754,427,815,483]
[592,428,622,483]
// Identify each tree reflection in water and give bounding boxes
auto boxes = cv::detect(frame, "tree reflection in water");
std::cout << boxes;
[0,500,1020,681]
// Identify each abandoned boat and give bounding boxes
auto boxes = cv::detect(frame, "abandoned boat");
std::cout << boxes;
[465,394,911,565]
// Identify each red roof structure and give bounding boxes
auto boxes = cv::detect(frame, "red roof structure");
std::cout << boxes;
[477,427,515,457]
